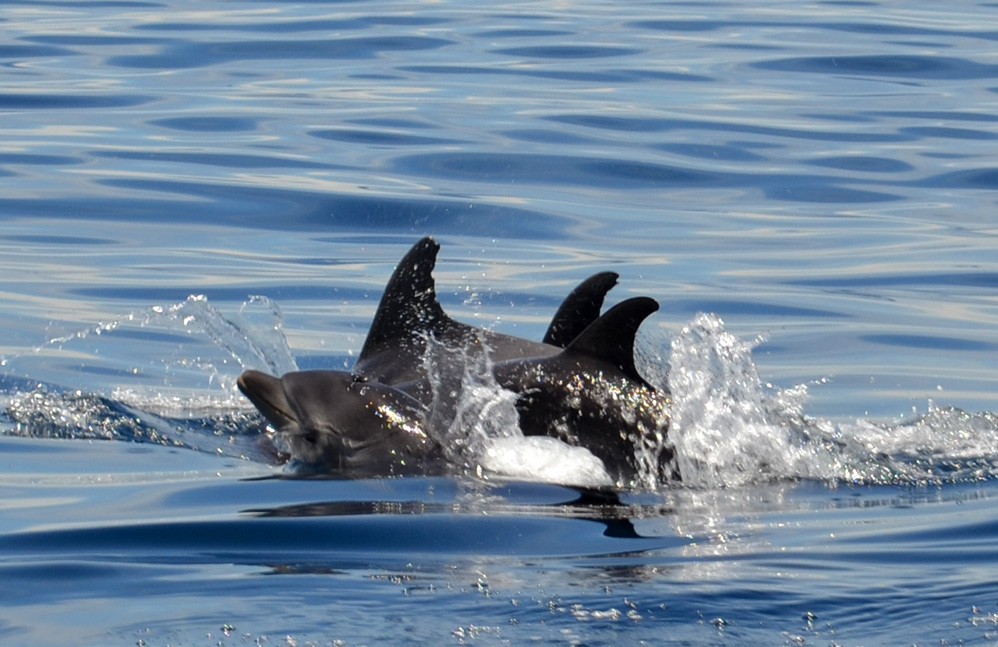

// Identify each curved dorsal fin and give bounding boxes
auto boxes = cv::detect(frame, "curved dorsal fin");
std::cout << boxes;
[543,272,619,348]
[359,237,447,360]
[563,296,658,388]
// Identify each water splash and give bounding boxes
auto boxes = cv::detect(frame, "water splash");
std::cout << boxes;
[479,436,612,487]
[0,295,294,462]
[842,404,998,484]
[2,385,275,463]
[419,335,613,488]
[3,297,998,489]
[667,312,998,488]
[420,336,504,457]
[4,294,296,404]
[668,312,828,487]
[147,294,298,388]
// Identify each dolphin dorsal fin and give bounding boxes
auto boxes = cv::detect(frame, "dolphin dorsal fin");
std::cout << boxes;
[359,237,447,359]
[563,296,659,388]
[543,272,619,348]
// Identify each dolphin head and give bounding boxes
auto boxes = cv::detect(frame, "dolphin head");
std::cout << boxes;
[237,369,439,476]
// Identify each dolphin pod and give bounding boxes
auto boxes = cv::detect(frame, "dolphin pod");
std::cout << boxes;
[238,237,675,487]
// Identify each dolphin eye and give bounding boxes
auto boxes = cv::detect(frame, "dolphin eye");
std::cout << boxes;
[351,374,370,384]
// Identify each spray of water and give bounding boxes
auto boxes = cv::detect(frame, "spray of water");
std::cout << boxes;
[667,312,998,487]
[0,295,294,459]
[418,335,613,487]
[3,297,997,489]
[667,313,830,487]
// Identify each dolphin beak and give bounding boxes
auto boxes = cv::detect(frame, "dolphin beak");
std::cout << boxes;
[237,370,298,429]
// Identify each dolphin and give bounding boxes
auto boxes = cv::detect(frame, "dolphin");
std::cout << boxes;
[351,237,617,387]
[493,296,674,483]
[237,237,674,487]
[236,238,624,479]
[543,270,620,348]
[237,369,439,476]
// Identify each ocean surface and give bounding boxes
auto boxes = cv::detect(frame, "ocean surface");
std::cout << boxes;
[2,0,998,644]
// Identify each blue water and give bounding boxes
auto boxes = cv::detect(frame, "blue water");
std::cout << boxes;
[3,0,998,644]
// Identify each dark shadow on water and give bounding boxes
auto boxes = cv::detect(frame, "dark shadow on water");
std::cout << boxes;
[241,484,675,540]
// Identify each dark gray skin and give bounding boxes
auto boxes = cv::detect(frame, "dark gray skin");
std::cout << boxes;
[492,297,676,484]
[352,237,620,408]
[542,270,620,348]
[237,237,675,486]
[352,238,617,386]
[237,369,441,476]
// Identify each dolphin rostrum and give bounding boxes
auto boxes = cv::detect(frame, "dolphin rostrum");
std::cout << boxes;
[237,237,674,487]
[238,368,438,476]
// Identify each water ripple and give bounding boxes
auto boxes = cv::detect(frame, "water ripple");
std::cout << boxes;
[0,43,76,57]
[108,35,454,68]
[310,128,461,146]
[392,151,726,187]
[132,16,450,33]
[89,150,341,170]
[0,94,152,109]
[46,178,567,238]
[805,156,915,173]
[398,64,708,83]
[392,151,904,203]
[492,45,641,59]
[149,116,259,132]
[753,55,998,80]
[546,114,911,143]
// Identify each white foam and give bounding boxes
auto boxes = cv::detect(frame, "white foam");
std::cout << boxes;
[479,435,613,488]
[419,335,617,487]
[667,312,838,487]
